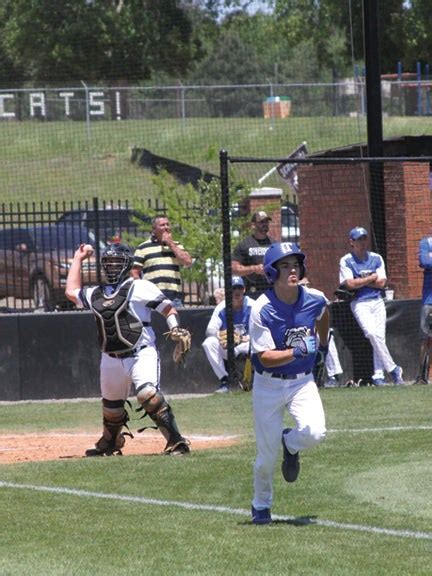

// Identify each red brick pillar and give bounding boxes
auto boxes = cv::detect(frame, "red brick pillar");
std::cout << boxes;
[245,187,282,241]
[384,161,431,299]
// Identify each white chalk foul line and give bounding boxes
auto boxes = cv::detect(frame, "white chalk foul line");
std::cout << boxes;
[0,480,431,541]
[329,425,432,433]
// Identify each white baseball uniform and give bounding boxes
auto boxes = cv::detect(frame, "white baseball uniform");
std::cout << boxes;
[339,250,397,382]
[250,286,327,511]
[75,278,172,400]
[202,296,253,380]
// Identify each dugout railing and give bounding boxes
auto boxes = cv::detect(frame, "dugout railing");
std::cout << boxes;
[219,149,432,387]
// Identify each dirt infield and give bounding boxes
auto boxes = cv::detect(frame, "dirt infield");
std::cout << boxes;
[0,432,239,464]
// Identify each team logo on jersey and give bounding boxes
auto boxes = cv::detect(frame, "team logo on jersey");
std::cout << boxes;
[248,246,269,256]
[283,326,310,349]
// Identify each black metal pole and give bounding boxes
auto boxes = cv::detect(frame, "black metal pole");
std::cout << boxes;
[363,0,385,259]
[219,149,235,388]
[93,196,102,284]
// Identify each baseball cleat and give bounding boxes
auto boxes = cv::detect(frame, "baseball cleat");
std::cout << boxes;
[372,378,385,386]
[390,366,404,385]
[215,384,230,394]
[85,447,122,457]
[281,428,300,482]
[324,376,339,388]
[163,439,191,456]
[251,505,272,525]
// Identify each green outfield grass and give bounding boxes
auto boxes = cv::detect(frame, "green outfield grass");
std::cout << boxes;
[1,115,432,204]
[0,385,431,575]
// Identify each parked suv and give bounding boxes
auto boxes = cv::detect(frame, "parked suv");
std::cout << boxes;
[0,224,103,311]
[57,207,151,245]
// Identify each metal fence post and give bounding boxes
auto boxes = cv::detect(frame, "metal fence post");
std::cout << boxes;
[219,149,236,388]
[81,80,91,139]
[93,197,101,284]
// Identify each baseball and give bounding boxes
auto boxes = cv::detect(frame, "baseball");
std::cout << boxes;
[82,244,93,254]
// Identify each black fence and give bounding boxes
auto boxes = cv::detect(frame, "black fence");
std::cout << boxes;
[0,197,300,312]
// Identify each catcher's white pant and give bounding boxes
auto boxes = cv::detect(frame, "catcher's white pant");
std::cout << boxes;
[350,298,397,380]
[202,336,250,380]
[252,371,326,510]
[100,346,160,400]
[325,334,342,377]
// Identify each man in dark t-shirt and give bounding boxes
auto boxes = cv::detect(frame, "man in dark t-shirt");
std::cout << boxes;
[232,211,273,298]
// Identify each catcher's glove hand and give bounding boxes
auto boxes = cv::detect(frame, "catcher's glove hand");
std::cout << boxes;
[168,327,192,364]
[334,287,356,302]
[218,329,242,349]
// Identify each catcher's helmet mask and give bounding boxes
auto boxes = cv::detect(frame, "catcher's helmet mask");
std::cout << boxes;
[264,242,306,284]
[101,242,133,284]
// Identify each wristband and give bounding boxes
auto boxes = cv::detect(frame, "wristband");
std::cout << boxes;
[166,314,179,330]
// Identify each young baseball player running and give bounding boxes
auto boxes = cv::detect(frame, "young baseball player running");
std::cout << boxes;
[339,227,403,386]
[249,242,329,525]
[65,242,190,457]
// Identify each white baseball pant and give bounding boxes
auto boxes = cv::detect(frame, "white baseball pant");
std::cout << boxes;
[325,333,342,377]
[350,298,397,379]
[252,371,326,510]
[100,346,160,400]
[202,336,250,380]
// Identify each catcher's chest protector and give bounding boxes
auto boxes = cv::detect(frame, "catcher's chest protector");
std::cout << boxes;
[91,280,143,353]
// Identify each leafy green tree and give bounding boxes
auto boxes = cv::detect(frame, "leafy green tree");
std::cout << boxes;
[0,0,197,83]
[134,171,247,303]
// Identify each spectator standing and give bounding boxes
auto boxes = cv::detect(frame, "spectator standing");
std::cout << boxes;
[232,211,274,299]
[416,234,432,384]
[132,215,192,307]
[249,242,329,525]
[339,227,404,386]
[202,276,252,394]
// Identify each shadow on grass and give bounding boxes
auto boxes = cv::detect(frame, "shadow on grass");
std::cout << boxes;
[241,515,318,527]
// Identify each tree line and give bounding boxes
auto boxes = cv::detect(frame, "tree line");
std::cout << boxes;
[0,0,429,88]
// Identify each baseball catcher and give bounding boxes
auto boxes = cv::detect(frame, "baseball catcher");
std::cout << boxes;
[65,242,190,457]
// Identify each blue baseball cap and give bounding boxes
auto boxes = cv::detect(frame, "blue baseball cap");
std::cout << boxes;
[349,227,368,241]
[232,276,245,288]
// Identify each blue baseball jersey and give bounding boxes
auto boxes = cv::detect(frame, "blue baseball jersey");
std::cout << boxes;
[250,286,327,376]
[419,237,432,304]
[206,296,253,337]
[339,250,386,301]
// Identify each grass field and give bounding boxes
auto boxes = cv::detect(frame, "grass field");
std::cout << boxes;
[2,115,432,204]
[0,385,431,575]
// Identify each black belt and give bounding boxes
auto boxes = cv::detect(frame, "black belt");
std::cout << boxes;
[107,345,147,359]
[256,369,311,380]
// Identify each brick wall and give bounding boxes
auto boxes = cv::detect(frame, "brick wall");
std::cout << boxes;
[297,161,431,300]
[297,164,370,298]
[245,188,282,241]
[384,162,431,299]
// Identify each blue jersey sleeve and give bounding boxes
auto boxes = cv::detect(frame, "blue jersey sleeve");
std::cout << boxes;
[419,238,432,269]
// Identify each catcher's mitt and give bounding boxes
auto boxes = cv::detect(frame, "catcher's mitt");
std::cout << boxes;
[168,327,192,364]
[218,329,242,349]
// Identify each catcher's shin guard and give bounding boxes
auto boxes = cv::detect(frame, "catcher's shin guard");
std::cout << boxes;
[85,398,132,457]
[149,402,190,455]
[136,384,190,455]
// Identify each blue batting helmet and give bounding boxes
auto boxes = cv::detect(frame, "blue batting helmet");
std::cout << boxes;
[263,242,306,283]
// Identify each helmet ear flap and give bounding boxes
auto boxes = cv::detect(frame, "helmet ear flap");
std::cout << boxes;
[299,263,306,280]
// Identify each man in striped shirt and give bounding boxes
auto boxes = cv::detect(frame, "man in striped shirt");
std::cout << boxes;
[132,215,192,307]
